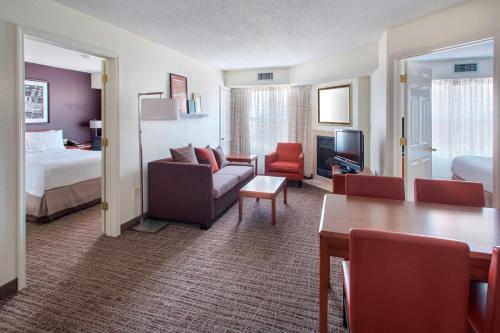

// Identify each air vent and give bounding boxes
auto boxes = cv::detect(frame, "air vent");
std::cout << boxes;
[257,72,274,80]
[454,63,478,73]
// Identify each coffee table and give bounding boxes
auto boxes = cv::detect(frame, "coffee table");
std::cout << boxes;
[239,176,287,225]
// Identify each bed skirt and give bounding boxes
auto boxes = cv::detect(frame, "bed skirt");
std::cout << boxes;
[26,178,101,223]
[452,174,492,208]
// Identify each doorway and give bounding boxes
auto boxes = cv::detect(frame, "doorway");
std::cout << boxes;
[400,40,495,206]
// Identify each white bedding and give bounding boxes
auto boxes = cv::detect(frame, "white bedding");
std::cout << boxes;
[451,156,493,193]
[26,149,101,197]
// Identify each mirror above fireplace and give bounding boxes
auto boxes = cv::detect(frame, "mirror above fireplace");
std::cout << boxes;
[318,84,351,125]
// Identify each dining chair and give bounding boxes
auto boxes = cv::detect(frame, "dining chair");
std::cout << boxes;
[468,247,500,333]
[343,229,470,333]
[414,178,485,207]
[345,174,405,200]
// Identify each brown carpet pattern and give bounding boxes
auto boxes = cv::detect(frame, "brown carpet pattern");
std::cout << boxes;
[0,184,345,332]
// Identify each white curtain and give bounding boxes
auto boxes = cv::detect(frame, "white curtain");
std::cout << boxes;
[231,85,312,175]
[432,78,493,179]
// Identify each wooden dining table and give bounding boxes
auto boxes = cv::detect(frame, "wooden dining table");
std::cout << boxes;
[319,194,500,333]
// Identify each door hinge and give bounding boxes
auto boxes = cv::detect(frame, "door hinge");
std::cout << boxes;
[400,74,407,83]
[101,201,109,210]
[101,137,109,148]
[102,74,108,83]
[400,137,407,146]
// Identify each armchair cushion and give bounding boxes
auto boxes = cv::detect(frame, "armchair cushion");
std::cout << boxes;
[276,143,303,162]
[268,161,301,174]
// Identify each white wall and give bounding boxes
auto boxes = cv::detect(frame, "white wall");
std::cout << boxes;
[0,0,223,287]
[224,67,290,86]
[290,44,378,85]
[370,32,388,175]
[415,57,494,79]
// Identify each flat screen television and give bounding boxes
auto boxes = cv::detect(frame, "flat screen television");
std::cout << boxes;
[334,129,364,173]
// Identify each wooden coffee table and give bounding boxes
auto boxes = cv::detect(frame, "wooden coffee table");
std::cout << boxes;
[239,176,287,225]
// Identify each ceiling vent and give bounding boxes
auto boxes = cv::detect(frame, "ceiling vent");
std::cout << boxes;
[454,63,478,73]
[257,72,274,80]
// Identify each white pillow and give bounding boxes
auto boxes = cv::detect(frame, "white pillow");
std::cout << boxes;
[25,132,45,153]
[41,130,65,151]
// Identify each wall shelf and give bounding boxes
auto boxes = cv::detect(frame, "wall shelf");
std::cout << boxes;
[180,113,209,119]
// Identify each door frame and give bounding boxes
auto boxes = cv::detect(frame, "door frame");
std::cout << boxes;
[391,36,499,208]
[15,25,121,290]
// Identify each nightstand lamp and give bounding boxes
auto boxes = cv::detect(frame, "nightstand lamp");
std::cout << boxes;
[89,119,102,151]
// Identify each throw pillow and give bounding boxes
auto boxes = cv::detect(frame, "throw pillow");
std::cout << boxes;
[170,144,198,164]
[195,146,219,172]
[212,145,229,169]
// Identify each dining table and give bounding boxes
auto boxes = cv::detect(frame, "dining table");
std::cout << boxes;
[319,194,500,333]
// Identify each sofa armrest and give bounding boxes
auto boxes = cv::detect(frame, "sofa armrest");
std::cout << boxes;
[148,160,214,224]
[265,152,278,174]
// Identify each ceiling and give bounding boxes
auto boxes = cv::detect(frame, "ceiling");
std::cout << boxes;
[54,0,465,70]
[25,37,103,73]
[411,40,494,62]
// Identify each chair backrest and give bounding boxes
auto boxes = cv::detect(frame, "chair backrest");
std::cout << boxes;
[485,247,500,332]
[333,174,346,194]
[345,174,405,200]
[276,143,302,162]
[414,178,485,207]
[349,229,470,333]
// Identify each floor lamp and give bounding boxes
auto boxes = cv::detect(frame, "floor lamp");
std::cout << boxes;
[132,92,179,233]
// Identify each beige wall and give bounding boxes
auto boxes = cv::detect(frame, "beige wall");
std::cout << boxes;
[0,0,223,287]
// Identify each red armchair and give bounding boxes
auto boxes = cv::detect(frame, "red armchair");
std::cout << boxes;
[265,143,304,185]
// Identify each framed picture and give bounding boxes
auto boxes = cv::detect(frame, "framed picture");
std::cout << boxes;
[169,73,188,114]
[25,79,50,123]
[192,93,202,113]
[318,84,351,125]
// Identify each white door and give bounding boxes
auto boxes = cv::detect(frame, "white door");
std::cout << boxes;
[219,86,231,153]
[404,60,433,200]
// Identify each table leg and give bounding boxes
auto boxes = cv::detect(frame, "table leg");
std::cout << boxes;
[284,181,287,204]
[254,159,258,176]
[239,196,243,221]
[256,198,260,202]
[319,236,330,333]
[271,198,276,225]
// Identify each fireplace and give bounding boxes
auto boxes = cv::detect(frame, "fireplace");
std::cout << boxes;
[317,136,336,178]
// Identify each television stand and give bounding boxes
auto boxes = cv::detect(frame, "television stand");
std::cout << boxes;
[331,165,373,193]
[340,165,358,174]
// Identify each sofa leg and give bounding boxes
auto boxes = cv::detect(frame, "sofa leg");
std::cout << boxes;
[299,181,303,188]
[200,224,211,230]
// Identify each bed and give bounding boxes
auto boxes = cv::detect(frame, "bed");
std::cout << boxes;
[25,130,101,222]
[451,155,493,207]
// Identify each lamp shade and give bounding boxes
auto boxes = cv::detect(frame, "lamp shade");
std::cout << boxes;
[141,98,179,120]
[89,120,102,129]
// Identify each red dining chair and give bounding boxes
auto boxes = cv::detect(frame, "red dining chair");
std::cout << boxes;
[345,174,405,200]
[414,178,485,207]
[468,247,500,333]
[343,229,470,333]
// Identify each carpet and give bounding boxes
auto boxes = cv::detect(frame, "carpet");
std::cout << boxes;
[0,184,345,332]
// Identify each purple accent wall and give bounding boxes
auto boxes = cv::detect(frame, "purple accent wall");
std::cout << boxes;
[25,63,101,143]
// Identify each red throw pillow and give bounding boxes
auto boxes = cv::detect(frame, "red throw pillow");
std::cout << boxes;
[195,146,219,173]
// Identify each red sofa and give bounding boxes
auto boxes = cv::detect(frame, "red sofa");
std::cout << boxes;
[265,143,304,185]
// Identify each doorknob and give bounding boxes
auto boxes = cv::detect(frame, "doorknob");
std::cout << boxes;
[428,147,437,152]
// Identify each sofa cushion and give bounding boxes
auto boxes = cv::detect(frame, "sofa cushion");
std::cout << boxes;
[268,161,300,174]
[212,145,229,168]
[195,146,219,173]
[216,165,254,182]
[170,144,198,164]
[213,174,239,199]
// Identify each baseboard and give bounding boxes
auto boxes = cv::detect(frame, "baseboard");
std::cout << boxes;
[120,214,142,233]
[0,278,18,300]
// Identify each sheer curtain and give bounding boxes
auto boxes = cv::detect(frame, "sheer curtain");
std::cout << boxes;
[231,85,312,175]
[432,78,493,179]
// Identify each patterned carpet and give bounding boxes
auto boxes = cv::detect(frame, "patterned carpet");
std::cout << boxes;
[0,184,345,332]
